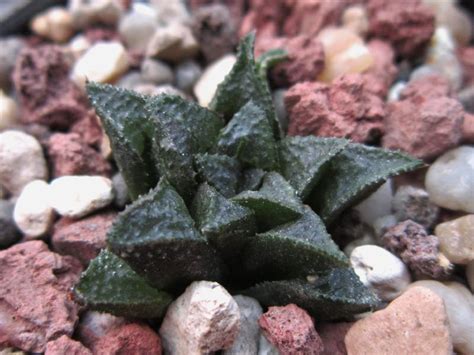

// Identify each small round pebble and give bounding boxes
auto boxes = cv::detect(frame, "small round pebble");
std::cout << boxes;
[49,176,114,218]
[425,146,474,213]
[0,91,19,130]
[175,60,202,92]
[30,7,75,43]
[119,4,157,51]
[351,245,411,301]
[141,58,174,85]
[0,200,20,249]
[0,37,23,90]
[355,180,393,226]
[435,215,474,264]
[13,180,54,238]
[69,0,124,29]
[0,131,48,196]
[112,173,130,208]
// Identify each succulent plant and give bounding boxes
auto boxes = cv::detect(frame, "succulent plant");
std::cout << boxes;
[75,33,422,320]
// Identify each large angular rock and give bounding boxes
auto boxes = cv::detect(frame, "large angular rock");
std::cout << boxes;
[159,281,240,354]
[345,287,453,354]
[0,241,82,352]
[45,335,91,355]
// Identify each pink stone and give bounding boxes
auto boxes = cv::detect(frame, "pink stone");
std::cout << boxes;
[51,212,117,266]
[70,110,104,147]
[345,287,453,354]
[286,74,385,143]
[458,46,474,85]
[317,322,353,355]
[363,39,398,97]
[47,133,111,177]
[0,241,82,352]
[45,335,91,355]
[259,304,324,355]
[76,311,126,350]
[368,0,435,58]
[93,323,162,355]
[255,35,325,86]
[239,0,286,37]
[462,113,474,144]
[400,74,453,102]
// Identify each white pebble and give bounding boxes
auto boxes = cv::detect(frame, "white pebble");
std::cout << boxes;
[355,180,393,226]
[351,245,411,301]
[0,91,18,129]
[30,7,74,43]
[160,281,240,354]
[0,131,48,196]
[119,5,157,51]
[72,41,129,87]
[13,180,54,238]
[425,146,474,213]
[69,0,124,29]
[49,176,114,218]
[409,281,474,355]
[194,54,236,107]
[258,334,279,355]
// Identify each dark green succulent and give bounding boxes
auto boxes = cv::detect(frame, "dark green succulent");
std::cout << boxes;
[75,33,423,320]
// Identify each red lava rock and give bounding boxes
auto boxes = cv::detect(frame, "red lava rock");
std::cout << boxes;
[93,323,162,355]
[382,220,451,279]
[363,39,398,97]
[367,0,435,58]
[317,322,353,355]
[239,0,287,38]
[45,335,92,355]
[52,212,117,266]
[382,75,464,160]
[47,133,111,177]
[12,45,89,130]
[286,74,385,143]
[462,112,474,143]
[255,35,325,87]
[70,111,104,147]
[0,241,82,353]
[259,304,324,355]
[192,4,238,63]
[458,46,474,85]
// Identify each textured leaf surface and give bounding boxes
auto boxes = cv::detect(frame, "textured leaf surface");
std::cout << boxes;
[232,172,303,230]
[238,168,266,192]
[209,33,281,137]
[146,95,224,201]
[243,206,348,280]
[194,153,241,198]
[74,250,172,318]
[279,136,348,200]
[310,143,423,224]
[107,179,226,290]
[256,48,287,80]
[217,100,279,170]
[87,82,157,199]
[191,183,256,261]
[245,268,380,320]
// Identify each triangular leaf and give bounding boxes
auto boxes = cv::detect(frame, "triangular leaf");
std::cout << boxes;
[245,268,380,320]
[238,168,266,192]
[107,179,226,290]
[256,48,287,80]
[232,172,303,230]
[243,206,348,280]
[210,32,281,138]
[191,183,257,262]
[74,250,172,319]
[146,95,224,201]
[87,82,158,199]
[309,143,423,224]
[194,153,241,198]
[279,136,349,200]
[217,100,279,171]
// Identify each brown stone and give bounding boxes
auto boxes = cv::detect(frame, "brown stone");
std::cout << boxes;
[47,133,111,177]
[13,45,89,130]
[345,287,453,355]
[255,35,325,87]
[259,304,324,355]
[70,110,104,147]
[45,335,92,355]
[318,322,353,355]
[368,0,435,58]
[93,323,162,355]
[286,74,385,143]
[0,241,82,352]
[51,212,117,266]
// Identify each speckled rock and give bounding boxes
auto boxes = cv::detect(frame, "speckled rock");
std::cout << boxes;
[70,110,104,147]
[0,200,20,249]
[159,281,240,354]
[45,336,91,355]
[0,131,48,196]
[94,323,162,355]
[0,241,82,353]
[345,287,452,354]
[48,133,111,177]
[364,39,398,97]
[409,281,474,355]
[392,185,440,229]
[382,220,452,279]
[286,74,385,143]
[52,212,116,266]
[317,322,353,355]
[259,304,324,355]
[434,215,474,265]
[76,311,126,350]
[425,146,474,213]
[239,0,287,38]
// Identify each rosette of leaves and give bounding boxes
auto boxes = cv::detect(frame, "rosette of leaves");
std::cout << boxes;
[75,33,422,320]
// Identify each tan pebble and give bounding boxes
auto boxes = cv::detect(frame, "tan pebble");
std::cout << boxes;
[435,215,474,264]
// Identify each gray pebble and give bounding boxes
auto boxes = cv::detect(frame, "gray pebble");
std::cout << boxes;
[112,173,130,208]
[272,89,288,132]
[458,85,474,114]
[0,36,23,90]
[175,60,201,93]
[0,200,20,249]
[117,71,144,90]
[141,58,174,85]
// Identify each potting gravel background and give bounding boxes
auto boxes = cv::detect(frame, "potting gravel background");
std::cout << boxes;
[0,0,473,354]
